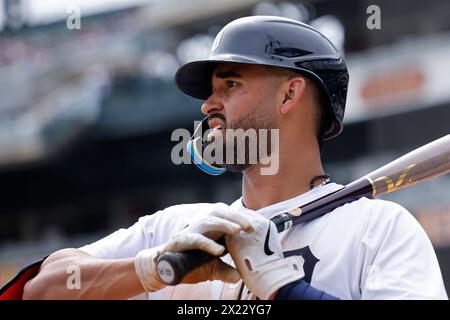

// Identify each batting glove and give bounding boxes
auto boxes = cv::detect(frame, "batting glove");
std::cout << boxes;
[225,211,305,300]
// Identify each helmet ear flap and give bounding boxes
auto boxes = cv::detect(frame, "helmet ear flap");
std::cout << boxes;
[294,58,349,140]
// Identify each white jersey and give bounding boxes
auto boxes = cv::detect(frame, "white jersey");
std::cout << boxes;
[79,183,448,300]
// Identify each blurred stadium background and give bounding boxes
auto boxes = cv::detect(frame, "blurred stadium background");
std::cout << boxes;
[0,0,449,295]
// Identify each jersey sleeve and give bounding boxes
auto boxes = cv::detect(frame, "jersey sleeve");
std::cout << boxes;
[78,213,159,259]
[77,204,201,259]
[359,200,448,299]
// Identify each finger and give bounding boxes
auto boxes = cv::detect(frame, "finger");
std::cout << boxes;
[211,208,252,231]
[166,233,225,256]
[193,216,244,235]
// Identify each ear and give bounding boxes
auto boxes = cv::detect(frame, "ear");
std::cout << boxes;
[279,77,306,114]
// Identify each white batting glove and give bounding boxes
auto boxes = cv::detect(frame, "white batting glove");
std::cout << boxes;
[135,204,251,292]
[225,212,305,300]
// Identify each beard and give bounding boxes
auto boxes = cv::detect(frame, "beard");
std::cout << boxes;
[206,100,278,173]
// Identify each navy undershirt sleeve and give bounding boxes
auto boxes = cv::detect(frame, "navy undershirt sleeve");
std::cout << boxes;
[275,280,339,300]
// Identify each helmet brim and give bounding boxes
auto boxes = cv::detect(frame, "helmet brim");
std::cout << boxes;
[175,55,266,100]
[175,60,218,100]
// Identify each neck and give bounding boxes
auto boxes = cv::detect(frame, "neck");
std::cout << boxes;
[241,141,325,210]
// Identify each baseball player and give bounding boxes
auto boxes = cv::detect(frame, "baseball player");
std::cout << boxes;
[21,16,447,300]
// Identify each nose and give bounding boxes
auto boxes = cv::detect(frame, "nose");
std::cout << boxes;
[201,94,224,116]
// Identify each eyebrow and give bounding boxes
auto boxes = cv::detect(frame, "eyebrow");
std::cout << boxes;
[214,70,242,79]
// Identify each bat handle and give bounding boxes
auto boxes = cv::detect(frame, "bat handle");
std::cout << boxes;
[156,249,216,285]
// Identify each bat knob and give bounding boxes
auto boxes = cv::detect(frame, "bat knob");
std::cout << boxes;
[156,250,216,285]
[156,252,184,285]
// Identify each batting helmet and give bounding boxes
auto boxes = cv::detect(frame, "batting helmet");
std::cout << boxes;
[176,15,349,140]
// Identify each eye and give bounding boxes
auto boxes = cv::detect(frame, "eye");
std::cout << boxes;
[226,80,238,89]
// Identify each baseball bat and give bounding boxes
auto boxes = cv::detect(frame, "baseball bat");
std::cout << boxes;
[156,134,450,285]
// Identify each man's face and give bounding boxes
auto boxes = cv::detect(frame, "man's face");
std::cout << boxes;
[201,63,280,172]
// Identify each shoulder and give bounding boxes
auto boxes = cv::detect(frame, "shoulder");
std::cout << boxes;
[162,202,227,213]
[157,202,230,219]
[339,196,406,213]
[341,197,430,246]
[332,197,426,240]
[335,196,414,223]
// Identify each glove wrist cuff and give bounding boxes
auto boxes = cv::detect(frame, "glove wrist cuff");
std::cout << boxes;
[251,255,305,300]
[135,247,166,292]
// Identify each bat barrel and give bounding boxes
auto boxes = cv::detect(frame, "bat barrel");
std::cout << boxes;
[366,134,450,198]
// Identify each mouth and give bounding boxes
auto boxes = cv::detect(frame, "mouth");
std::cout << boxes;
[206,118,226,142]
[208,118,226,133]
